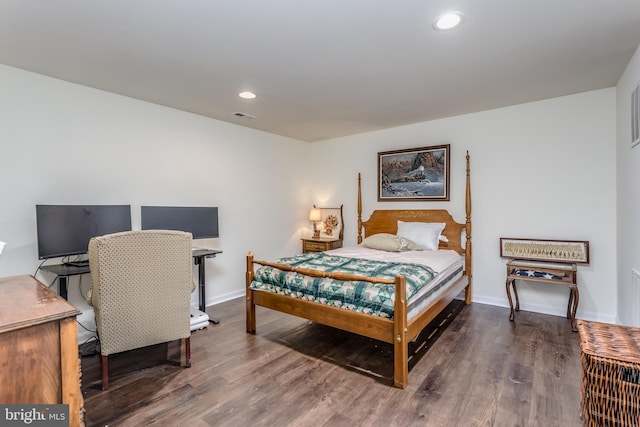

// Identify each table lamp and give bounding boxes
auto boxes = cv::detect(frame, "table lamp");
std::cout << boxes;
[309,209,322,239]
[0,241,5,256]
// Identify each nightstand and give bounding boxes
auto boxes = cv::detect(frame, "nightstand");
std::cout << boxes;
[302,237,342,253]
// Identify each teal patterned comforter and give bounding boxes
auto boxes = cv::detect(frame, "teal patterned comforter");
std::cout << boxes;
[249,252,436,318]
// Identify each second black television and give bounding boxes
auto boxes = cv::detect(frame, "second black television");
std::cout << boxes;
[141,206,219,239]
[36,204,132,260]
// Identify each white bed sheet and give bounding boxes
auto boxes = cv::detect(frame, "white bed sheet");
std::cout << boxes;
[326,245,462,273]
[327,245,465,320]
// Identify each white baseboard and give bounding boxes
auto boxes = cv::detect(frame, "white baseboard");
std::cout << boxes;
[471,295,616,324]
[203,289,619,325]
[205,288,245,307]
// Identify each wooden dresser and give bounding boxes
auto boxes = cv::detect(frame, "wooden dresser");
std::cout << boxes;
[0,275,84,427]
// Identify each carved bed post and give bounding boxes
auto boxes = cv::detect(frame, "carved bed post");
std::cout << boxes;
[357,172,363,244]
[246,251,256,333]
[393,275,408,388]
[465,151,472,304]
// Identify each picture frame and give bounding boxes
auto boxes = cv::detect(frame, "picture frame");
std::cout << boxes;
[499,237,590,264]
[378,144,450,201]
[313,205,344,240]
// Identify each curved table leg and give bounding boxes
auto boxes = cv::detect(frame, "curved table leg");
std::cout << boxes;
[568,284,579,332]
[506,278,519,321]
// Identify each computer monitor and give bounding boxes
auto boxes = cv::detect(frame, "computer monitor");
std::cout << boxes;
[36,204,132,259]
[141,206,219,239]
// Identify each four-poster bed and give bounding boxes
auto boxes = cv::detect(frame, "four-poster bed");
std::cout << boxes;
[245,152,472,388]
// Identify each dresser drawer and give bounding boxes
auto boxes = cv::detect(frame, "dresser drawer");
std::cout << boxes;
[302,239,342,253]
[305,241,327,252]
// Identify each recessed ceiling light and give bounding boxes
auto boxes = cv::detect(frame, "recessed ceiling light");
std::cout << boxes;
[433,11,464,30]
[239,91,256,99]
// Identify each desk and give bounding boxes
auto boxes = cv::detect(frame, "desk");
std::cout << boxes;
[191,249,223,324]
[505,259,578,331]
[40,263,89,300]
[41,248,223,323]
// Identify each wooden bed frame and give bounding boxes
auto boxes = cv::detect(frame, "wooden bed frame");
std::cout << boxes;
[245,152,472,388]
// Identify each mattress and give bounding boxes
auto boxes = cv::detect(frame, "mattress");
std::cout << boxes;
[250,246,464,320]
[328,246,464,320]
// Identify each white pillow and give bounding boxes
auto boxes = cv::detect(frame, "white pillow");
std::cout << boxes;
[361,233,423,252]
[396,221,446,251]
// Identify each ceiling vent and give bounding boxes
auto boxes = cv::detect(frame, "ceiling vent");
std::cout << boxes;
[231,112,256,120]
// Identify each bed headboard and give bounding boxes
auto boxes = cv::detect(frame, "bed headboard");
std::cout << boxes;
[356,151,471,257]
[361,210,466,254]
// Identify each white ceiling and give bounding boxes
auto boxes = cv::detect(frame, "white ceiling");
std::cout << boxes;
[1,1,640,142]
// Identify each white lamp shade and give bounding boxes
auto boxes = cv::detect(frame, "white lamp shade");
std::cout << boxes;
[309,209,322,222]
[0,241,5,256]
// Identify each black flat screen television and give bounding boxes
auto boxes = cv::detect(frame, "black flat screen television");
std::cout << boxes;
[36,204,132,260]
[141,206,219,239]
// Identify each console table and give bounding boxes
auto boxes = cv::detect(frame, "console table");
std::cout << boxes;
[506,259,578,330]
[500,237,590,332]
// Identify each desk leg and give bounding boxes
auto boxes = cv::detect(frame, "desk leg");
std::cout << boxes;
[568,284,579,332]
[194,255,220,324]
[59,275,69,300]
[506,278,519,321]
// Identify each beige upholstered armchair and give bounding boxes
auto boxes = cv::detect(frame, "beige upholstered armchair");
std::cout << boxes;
[88,230,195,390]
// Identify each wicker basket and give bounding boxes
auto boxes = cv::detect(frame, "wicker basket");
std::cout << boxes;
[577,320,640,426]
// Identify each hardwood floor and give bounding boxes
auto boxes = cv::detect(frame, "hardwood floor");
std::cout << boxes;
[81,298,583,426]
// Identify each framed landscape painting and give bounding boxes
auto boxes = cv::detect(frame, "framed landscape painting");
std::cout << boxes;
[378,144,450,201]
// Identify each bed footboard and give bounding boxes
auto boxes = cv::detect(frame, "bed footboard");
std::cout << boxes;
[246,251,414,388]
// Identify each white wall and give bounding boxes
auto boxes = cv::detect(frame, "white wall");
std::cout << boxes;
[309,88,618,323]
[616,44,640,326]
[0,65,309,342]
[0,63,622,338]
